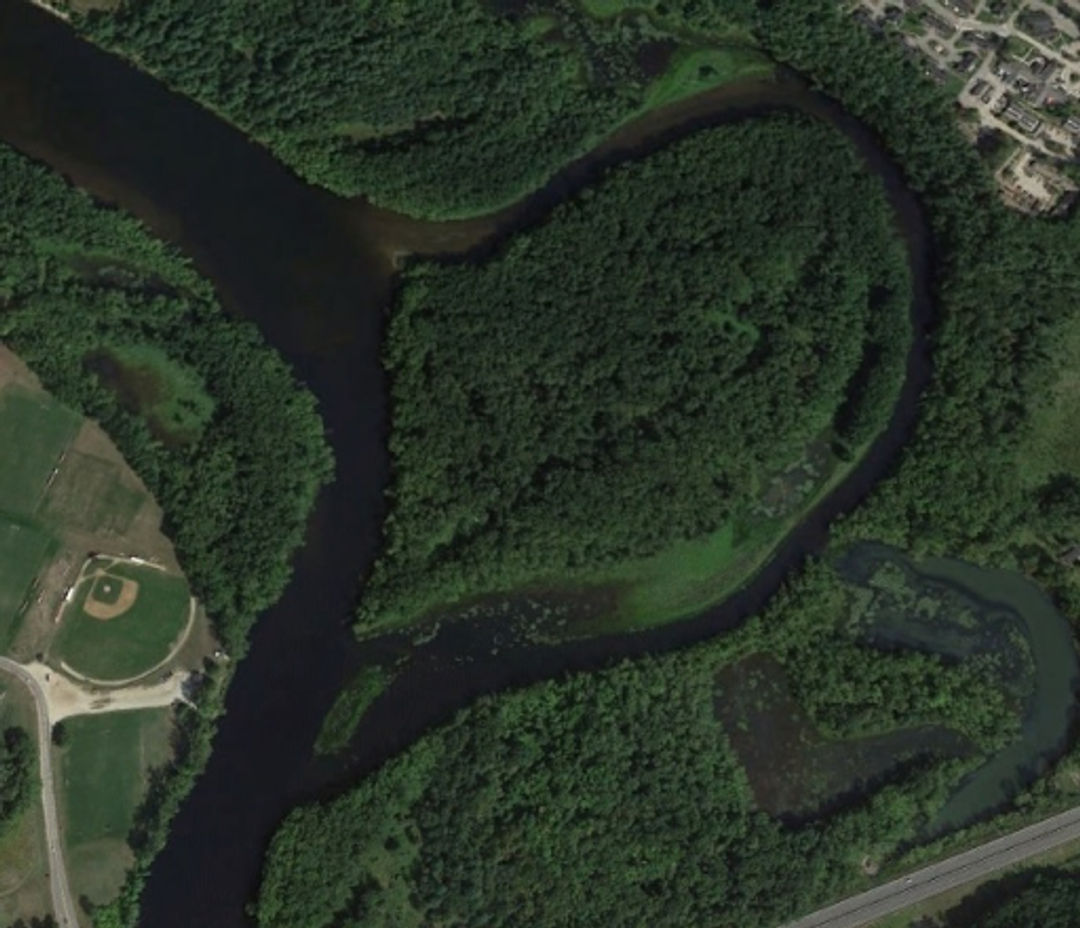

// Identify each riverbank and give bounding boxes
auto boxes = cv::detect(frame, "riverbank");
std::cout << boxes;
[0,4,941,922]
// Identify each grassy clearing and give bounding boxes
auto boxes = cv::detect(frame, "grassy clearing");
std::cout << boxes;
[52,561,190,681]
[92,343,215,444]
[0,520,55,652]
[60,709,173,907]
[0,385,79,519]
[1019,311,1080,485]
[641,45,775,111]
[315,666,394,756]
[39,449,145,536]
[59,708,173,905]
[585,444,848,633]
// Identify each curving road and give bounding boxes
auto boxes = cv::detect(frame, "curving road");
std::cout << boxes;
[0,658,79,928]
[784,804,1080,928]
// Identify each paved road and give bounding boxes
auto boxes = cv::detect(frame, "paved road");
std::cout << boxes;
[784,805,1080,928]
[0,658,79,928]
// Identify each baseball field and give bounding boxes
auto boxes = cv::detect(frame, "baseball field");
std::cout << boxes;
[51,557,192,682]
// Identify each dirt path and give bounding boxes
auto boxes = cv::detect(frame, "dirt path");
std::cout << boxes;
[20,660,191,722]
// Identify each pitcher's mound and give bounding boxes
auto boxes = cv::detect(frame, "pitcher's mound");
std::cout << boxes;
[83,574,139,620]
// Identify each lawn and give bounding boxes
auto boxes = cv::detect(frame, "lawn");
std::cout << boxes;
[51,560,191,682]
[59,708,173,906]
[0,519,55,652]
[59,708,172,847]
[0,385,79,518]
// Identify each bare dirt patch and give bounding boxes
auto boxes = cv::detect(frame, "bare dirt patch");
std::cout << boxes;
[83,575,139,620]
[0,344,41,394]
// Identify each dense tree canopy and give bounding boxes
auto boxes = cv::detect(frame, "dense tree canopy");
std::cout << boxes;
[0,727,32,831]
[0,145,333,651]
[76,0,761,216]
[934,868,1080,927]
[263,0,1080,924]
[358,114,910,633]
[260,557,1027,928]
[0,143,332,927]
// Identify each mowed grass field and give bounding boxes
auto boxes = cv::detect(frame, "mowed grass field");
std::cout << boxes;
[0,520,55,651]
[40,450,145,536]
[59,708,174,906]
[52,560,191,682]
[0,385,79,518]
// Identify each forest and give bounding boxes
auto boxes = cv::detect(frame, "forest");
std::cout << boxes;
[259,0,1080,924]
[74,0,763,217]
[0,727,32,834]
[358,113,910,635]
[930,867,1080,927]
[259,558,1031,928]
[0,143,332,927]
[0,145,333,654]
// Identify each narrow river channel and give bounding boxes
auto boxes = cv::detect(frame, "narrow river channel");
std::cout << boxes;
[0,3,955,925]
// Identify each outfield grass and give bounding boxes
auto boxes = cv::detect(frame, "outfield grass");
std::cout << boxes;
[52,561,191,681]
[0,519,56,651]
[0,385,79,518]
[59,709,172,847]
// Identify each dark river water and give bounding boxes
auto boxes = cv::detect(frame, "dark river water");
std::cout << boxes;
[0,2,956,925]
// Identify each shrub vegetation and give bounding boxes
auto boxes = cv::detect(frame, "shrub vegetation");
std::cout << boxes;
[75,0,764,216]
[359,114,910,634]
[0,142,333,927]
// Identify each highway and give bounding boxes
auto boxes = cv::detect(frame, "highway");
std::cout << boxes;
[0,658,79,928]
[784,804,1080,928]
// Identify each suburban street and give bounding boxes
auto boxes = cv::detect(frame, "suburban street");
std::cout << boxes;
[0,658,80,928]
[784,804,1080,928]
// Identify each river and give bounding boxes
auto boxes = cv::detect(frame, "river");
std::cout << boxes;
[0,3,945,925]
[841,542,1080,835]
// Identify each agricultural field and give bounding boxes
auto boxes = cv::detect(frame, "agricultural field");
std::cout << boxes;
[50,557,192,683]
[58,709,174,908]
[0,386,79,519]
[0,522,54,653]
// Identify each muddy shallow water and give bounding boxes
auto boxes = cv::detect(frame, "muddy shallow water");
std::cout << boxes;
[0,3,960,925]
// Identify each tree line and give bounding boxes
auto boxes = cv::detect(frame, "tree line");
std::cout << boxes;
[0,143,333,928]
[74,0,758,217]
[260,0,1080,924]
[356,113,911,636]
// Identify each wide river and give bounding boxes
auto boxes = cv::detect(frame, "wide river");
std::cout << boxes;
[0,3,994,925]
